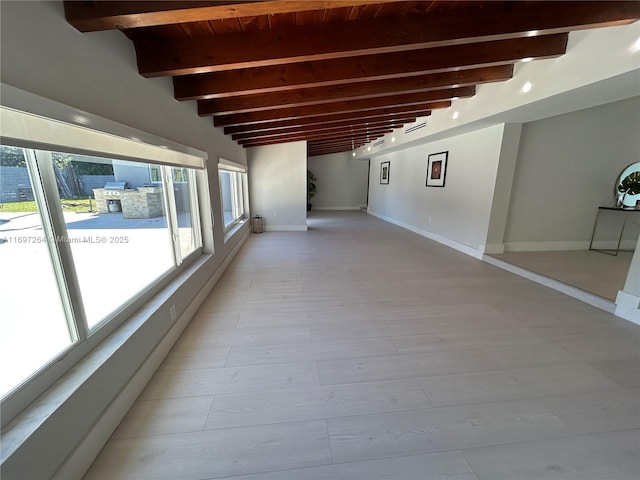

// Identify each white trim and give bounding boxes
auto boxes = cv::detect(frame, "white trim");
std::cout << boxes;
[482,254,616,314]
[313,207,361,211]
[614,290,640,325]
[265,225,308,232]
[51,231,249,480]
[504,240,638,252]
[504,241,590,252]
[368,210,483,259]
[0,85,206,169]
[217,157,247,172]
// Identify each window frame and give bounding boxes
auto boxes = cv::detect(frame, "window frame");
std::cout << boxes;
[0,85,210,426]
[218,160,248,234]
[149,164,162,183]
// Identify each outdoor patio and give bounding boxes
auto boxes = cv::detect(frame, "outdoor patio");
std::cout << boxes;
[0,209,193,397]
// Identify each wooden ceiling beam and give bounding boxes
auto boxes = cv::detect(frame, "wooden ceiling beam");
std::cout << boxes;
[308,145,366,154]
[224,108,432,135]
[240,129,393,147]
[209,87,469,122]
[246,136,386,148]
[309,148,358,157]
[174,34,567,100]
[64,1,405,32]
[309,140,370,147]
[238,126,399,145]
[307,147,362,157]
[202,66,510,115]
[232,117,416,141]
[132,2,640,77]
[246,135,384,148]
[307,146,370,155]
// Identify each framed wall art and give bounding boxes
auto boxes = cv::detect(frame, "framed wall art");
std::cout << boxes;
[426,151,448,187]
[380,161,390,184]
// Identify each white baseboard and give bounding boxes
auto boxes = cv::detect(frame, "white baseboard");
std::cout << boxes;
[53,231,249,480]
[265,225,308,232]
[504,240,637,252]
[615,290,640,325]
[313,206,361,211]
[504,241,589,252]
[483,254,616,314]
[368,210,483,259]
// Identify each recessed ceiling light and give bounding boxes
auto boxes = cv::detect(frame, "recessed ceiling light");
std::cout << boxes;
[633,37,640,52]
[391,136,396,143]
[452,111,460,120]
[352,152,356,157]
[521,57,533,63]
[521,81,533,93]
[72,114,89,125]
[527,30,539,37]
[451,96,459,101]
[367,146,371,151]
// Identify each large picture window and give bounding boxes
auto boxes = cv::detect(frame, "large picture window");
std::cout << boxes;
[0,101,207,404]
[219,165,247,230]
[0,147,74,397]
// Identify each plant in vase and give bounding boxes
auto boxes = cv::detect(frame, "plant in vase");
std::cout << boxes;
[307,170,317,211]
[617,170,640,208]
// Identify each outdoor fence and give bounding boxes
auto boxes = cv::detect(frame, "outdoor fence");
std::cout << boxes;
[0,166,114,202]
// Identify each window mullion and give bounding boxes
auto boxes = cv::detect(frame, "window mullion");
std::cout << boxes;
[230,172,239,221]
[27,150,89,341]
[234,173,241,219]
[162,167,182,266]
[188,169,202,249]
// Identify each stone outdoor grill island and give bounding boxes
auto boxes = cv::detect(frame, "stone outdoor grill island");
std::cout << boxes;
[93,185,164,219]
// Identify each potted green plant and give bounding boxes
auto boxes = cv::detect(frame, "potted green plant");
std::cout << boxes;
[617,168,640,208]
[307,169,317,211]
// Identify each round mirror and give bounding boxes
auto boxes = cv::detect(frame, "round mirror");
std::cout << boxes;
[615,162,640,208]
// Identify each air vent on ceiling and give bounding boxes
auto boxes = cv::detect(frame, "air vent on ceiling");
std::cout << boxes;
[373,139,385,147]
[405,122,427,134]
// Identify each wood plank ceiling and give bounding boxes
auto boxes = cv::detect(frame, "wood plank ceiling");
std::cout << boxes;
[64,1,640,157]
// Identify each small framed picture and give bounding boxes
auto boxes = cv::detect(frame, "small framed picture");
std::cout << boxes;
[380,161,390,184]
[426,151,448,187]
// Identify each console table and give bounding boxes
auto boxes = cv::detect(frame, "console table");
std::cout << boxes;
[589,206,640,255]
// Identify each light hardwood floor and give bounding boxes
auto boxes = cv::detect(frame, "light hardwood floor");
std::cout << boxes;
[84,211,640,480]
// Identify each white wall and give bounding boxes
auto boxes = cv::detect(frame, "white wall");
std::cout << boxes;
[0,2,250,478]
[307,152,369,209]
[485,124,523,253]
[615,235,640,324]
[368,124,507,256]
[248,142,307,231]
[504,97,640,251]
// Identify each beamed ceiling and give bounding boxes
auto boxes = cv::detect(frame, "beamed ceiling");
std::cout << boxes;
[64,1,640,157]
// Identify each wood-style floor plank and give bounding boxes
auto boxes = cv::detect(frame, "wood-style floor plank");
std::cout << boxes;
[205,379,431,430]
[462,429,640,480]
[326,399,572,463]
[84,211,639,480]
[84,420,332,480]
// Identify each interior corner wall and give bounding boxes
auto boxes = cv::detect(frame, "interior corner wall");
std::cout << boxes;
[484,123,523,254]
[615,234,640,325]
[504,97,640,251]
[367,124,506,256]
[307,152,369,210]
[248,142,307,231]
